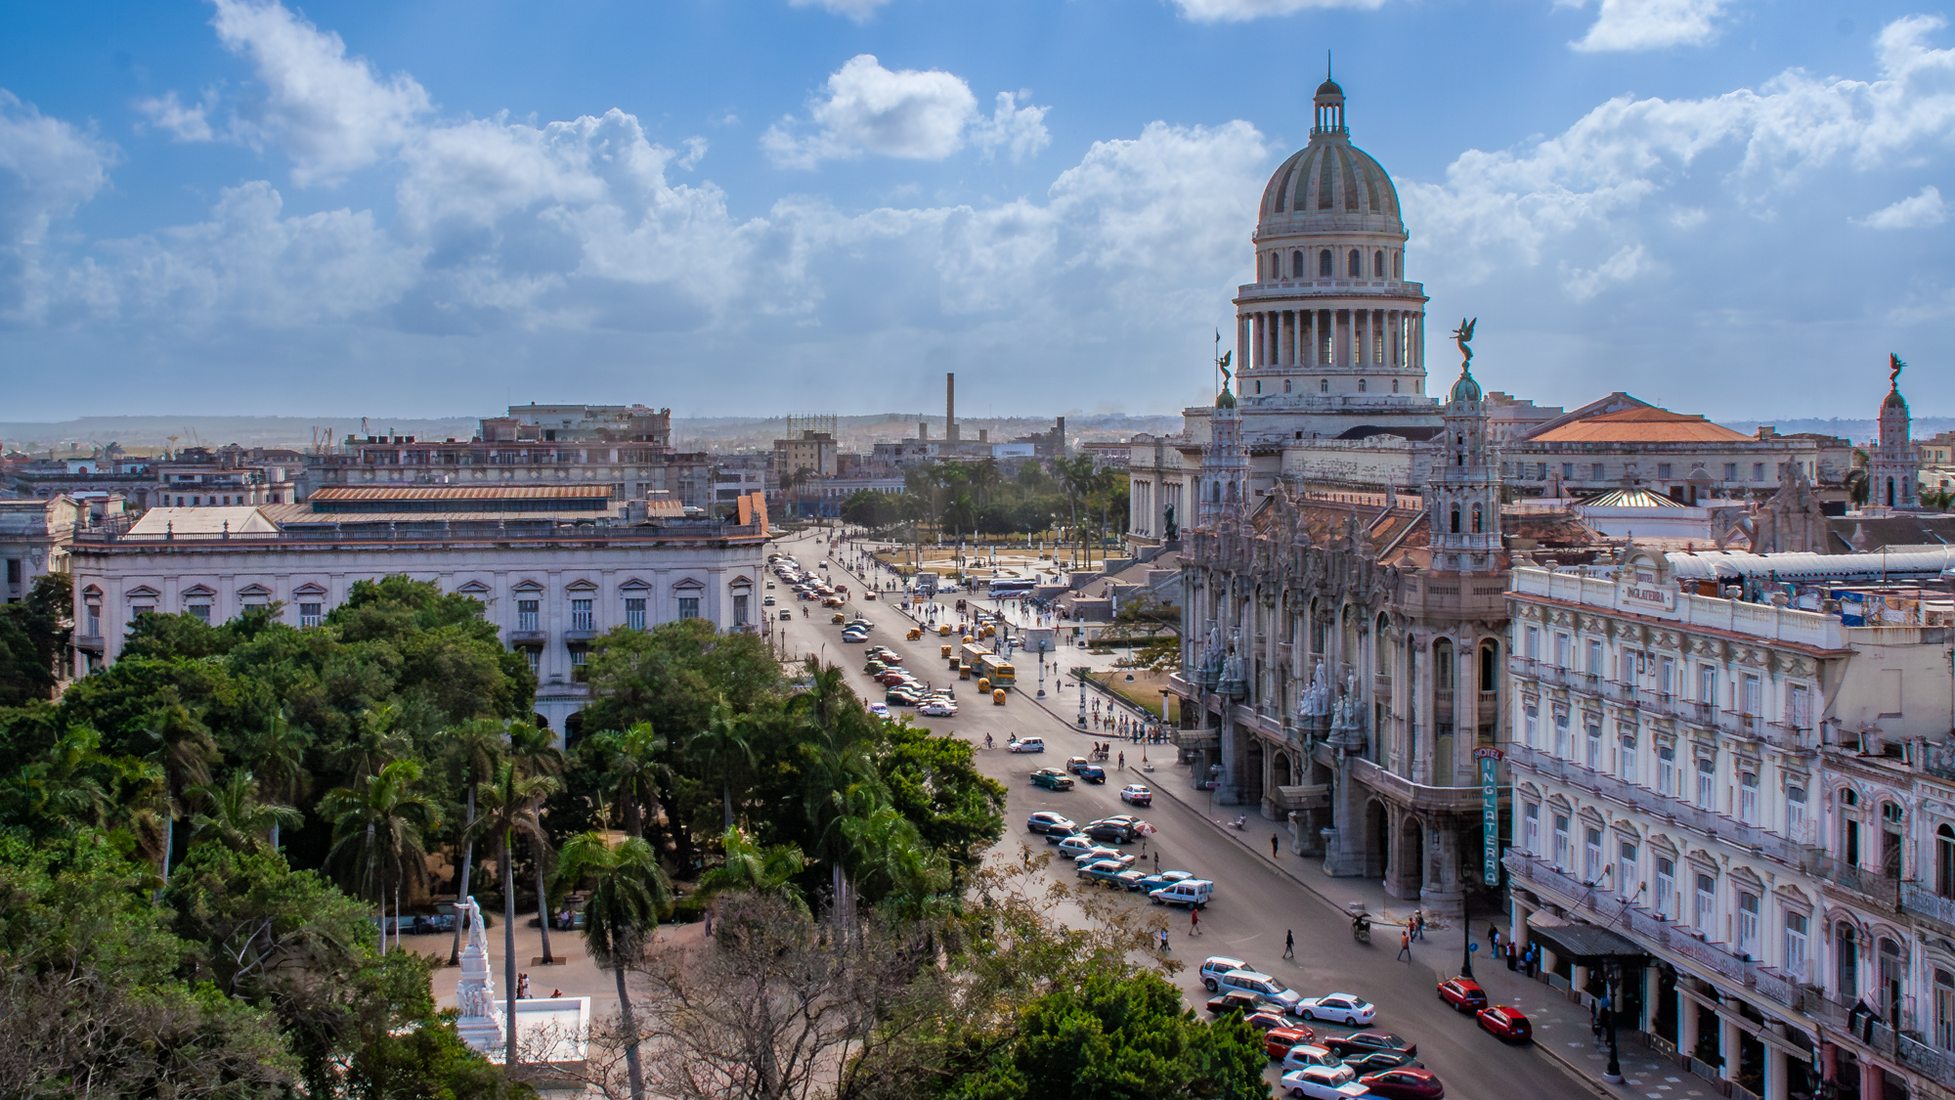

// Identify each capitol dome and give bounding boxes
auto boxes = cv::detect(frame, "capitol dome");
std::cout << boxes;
[1256,78,1403,237]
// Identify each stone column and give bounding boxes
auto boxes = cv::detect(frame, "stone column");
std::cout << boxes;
[1324,746,1366,877]
[1409,632,1432,782]
[1238,314,1249,374]
[1719,1016,1742,1082]
[1677,986,1699,1061]
[1572,963,1590,996]
[1509,893,1532,948]
[1765,1031,1791,1100]
[1453,631,1477,786]
[1858,1061,1882,1100]
[1420,819,1464,916]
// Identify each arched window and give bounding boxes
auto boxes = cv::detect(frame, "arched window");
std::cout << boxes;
[1450,506,1461,534]
[1283,379,1292,393]
[1292,250,1304,278]
[1374,250,1385,277]
[1471,503,1484,533]
[1937,824,1955,899]
[1319,250,1333,278]
[1347,249,1361,277]
[1358,378,1367,392]
[1392,379,1399,393]
[1319,379,1329,393]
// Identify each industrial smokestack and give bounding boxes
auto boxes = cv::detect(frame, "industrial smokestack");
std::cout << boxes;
[946,372,958,443]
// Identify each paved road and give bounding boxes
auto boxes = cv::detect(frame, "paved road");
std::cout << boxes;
[771,531,1584,1100]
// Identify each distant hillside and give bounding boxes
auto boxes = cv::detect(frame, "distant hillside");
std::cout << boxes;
[1,411,1185,456]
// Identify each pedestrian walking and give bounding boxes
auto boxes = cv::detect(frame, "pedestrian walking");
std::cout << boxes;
[1415,910,1426,942]
[1487,923,1499,952]
[1506,941,1518,970]
[1152,851,1160,872]
[1158,928,1171,953]
[1270,834,1280,859]
[1118,751,1125,770]
[1190,909,1202,935]
[1284,929,1295,959]
[1397,930,1411,962]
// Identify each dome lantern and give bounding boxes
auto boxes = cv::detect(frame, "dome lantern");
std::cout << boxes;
[1313,54,1347,138]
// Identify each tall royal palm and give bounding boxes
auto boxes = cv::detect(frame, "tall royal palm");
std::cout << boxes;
[188,769,302,852]
[233,709,310,850]
[592,722,666,840]
[508,723,566,966]
[472,760,560,1069]
[555,832,670,1100]
[443,718,509,966]
[321,759,436,955]
[687,700,755,830]
[140,690,219,891]
[697,825,806,915]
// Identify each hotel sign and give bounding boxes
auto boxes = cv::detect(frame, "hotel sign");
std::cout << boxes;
[1475,747,1503,886]
[1620,569,1676,611]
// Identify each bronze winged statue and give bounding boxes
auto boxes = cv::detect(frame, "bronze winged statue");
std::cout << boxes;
[1452,317,1477,368]
[1891,353,1905,387]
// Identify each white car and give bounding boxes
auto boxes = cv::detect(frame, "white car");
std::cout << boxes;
[1296,993,1376,1026]
[866,702,891,718]
[1007,737,1045,753]
[1118,784,1153,806]
[1280,1065,1365,1100]
[918,700,958,717]
[1279,1044,1345,1073]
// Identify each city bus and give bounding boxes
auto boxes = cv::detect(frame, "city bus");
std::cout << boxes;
[977,652,1015,689]
[988,577,1037,598]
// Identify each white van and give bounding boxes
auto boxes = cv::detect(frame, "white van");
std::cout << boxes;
[1216,969,1301,1012]
[1199,956,1251,992]
[1148,878,1213,908]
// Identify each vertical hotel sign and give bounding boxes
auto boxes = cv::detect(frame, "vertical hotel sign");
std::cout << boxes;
[1475,747,1503,885]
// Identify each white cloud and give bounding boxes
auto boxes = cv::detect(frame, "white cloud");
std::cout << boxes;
[1169,0,1389,22]
[136,90,217,142]
[761,55,1047,168]
[207,0,432,183]
[970,92,1051,162]
[1562,243,1654,300]
[1857,185,1948,229]
[786,0,893,22]
[0,89,114,321]
[1569,0,1733,53]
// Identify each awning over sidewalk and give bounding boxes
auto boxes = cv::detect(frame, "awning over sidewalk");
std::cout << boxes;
[1527,912,1647,963]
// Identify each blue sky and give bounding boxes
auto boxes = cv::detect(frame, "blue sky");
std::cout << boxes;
[2,0,1951,423]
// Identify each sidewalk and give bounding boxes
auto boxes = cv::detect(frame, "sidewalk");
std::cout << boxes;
[1022,675,1722,1100]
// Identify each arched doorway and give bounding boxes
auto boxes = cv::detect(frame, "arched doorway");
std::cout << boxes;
[1363,799,1390,880]
[1395,815,1426,900]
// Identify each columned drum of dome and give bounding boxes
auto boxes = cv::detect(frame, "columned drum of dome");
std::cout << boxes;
[1233,77,1430,417]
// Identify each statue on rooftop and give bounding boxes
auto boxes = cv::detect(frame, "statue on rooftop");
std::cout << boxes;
[1452,317,1477,369]
[1891,352,1906,388]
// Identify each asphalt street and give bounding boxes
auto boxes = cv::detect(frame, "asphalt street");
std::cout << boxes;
[769,530,1587,1100]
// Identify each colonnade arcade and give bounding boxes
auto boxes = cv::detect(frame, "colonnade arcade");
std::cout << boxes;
[1237,306,1424,378]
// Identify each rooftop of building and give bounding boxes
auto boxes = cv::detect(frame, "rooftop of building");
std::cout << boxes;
[1523,402,1751,445]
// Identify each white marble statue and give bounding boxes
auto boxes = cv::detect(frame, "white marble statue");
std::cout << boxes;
[453,896,504,1053]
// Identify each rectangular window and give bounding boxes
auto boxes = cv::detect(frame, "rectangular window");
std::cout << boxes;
[299,602,323,629]
[1738,892,1760,957]
[1658,462,1673,480]
[1619,649,1636,684]
[1696,757,1715,810]
[1591,462,1605,480]
[517,598,540,633]
[1525,626,1540,659]
[1585,723,1602,769]
[129,604,155,632]
[1741,674,1762,717]
[85,605,101,636]
[1522,802,1540,855]
[1753,462,1766,481]
[523,647,539,673]
[1786,786,1808,841]
[1698,664,1717,705]
[1655,859,1676,919]
[1524,706,1539,748]
[678,596,701,621]
[1783,911,1809,980]
[1586,639,1603,674]
[1725,462,1739,481]
[1695,873,1717,935]
[1562,462,1575,479]
[187,603,211,623]
[1585,828,1604,883]
[1554,714,1570,759]
[1617,736,1636,783]
[569,647,588,667]
[1657,746,1676,796]
[570,597,593,632]
[1739,771,1759,825]
[624,596,647,631]
[733,593,750,626]
[1657,657,1675,696]
[1789,685,1812,732]
[1553,815,1571,871]
[1554,632,1572,668]
[1618,842,1639,900]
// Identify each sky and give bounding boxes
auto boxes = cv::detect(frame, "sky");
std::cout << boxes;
[1,0,1952,423]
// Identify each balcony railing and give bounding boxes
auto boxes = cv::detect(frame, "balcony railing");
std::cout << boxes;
[1352,758,1479,813]
[1901,882,1955,929]
[1815,855,1901,906]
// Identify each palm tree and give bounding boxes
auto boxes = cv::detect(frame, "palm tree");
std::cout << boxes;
[508,723,566,966]
[696,825,807,914]
[472,761,560,1070]
[590,722,666,840]
[188,769,302,852]
[555,833,671,1100]
[332,702,410,783]
[443,718,509,966]
[140,690,219,891]
[233,710,310,850]
[687,701,755,830]
[321,760,436,955]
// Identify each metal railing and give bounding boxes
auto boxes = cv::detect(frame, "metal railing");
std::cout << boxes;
[1901,882,1955,929]
[1352,757,1479,812]
[1814,854,1901,906]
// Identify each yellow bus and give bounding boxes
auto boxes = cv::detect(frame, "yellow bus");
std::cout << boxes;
[977,653,1015,689]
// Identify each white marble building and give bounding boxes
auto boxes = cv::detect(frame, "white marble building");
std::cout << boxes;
[1504,545,1955,1100]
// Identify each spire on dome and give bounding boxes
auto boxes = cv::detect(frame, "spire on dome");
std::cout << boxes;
[1312,54,1347,137]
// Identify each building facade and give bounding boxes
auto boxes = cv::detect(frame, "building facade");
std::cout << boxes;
[1504,545,1955,1100]
[69,485,769,733]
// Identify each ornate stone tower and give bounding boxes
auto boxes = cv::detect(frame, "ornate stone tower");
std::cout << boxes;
[1870,353,1919,511]
[1425,320,1501,572]
[1197,370,1249,528]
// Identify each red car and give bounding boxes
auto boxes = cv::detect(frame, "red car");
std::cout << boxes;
[1476,1005,1533,1043]
[1436,977,1487,1013]
[1360,1067,1446,1100]
[1263,1024,1318,1059]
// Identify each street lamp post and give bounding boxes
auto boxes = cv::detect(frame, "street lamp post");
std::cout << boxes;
[1460,890,1476,979]
[1077,670,1088,729]
[1601,960,1624,1083]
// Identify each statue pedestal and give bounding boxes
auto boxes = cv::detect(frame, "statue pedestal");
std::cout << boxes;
[452,897,505,1056]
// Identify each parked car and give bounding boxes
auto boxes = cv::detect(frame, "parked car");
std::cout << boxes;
[1242,1011,1291,1033]
[918,700,958,717]
[1083,819,1139,843]
[1119,784,1153,806]
[1279,1044,1346,1073]
[1199,955,1252,992]
[1436,977,1487,1013]
[1030,768,1075,791]
[1323,1032,1416,1060]
[1358,1067,1446,1100]
[1137,869,1195,894]
[866,702,890,718]
[1215,969,1302,1013]
[1296,992,1376,1026]
[1077,859,1131,885]
[1025,811,1077,836]
[1264,1025,1318,1059]
[1205,990,1267,1017]
[885,689,921,706]
[1071,848,1130,869]
[1054,836,1100,861]
[1007,737,1046,753]
[1340,1050,1419,1074]
[1280,1065,1368,1100]
[1147,879,1213,908]
[1113,869,1151,891]
[1475,1005,1532,1043]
